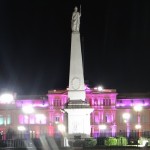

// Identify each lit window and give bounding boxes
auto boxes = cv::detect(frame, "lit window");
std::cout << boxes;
[94,116,99,124]
[19,115,24,124]
[0,116,4,125]
[55,116,60,122]
[7,115,11,125]
[19,114,46,124]
[0,115,11,125]
[30,115,35,124]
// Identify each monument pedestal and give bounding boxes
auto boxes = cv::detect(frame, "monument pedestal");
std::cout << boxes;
[65,108,93,139]
[64,100,93,139]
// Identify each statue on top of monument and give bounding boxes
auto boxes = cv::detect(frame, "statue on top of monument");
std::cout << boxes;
[71,6,81,32]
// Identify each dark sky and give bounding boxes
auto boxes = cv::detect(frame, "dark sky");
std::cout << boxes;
[0,0,150,95]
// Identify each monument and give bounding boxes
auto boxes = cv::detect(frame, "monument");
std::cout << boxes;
[64,6,93,139]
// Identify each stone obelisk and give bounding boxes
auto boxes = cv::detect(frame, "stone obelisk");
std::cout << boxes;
[68,6,85,101]
[64,6,93,139]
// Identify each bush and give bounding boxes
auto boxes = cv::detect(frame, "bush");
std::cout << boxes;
[104,137,117,146]
[0,140,7,147]
[116,136,128,146]
[73,140,84,147]
[128,137,138,145]
[138,137,148,146]
[84,138,97,147]
[97,137,105,145]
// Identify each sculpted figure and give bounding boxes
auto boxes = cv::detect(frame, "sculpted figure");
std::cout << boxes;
[71,6,81,32]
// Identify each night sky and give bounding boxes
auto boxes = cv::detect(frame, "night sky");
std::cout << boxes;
[0,0,150,95]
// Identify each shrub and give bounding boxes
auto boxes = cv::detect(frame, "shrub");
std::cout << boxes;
[138,137,148,146]
[84,138,97,147]
[73,140,84,147]
[97,137,105,145]
[104,137,117,146]
[116,136,128,146]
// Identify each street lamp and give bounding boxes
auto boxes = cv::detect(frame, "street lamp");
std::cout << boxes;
[58,124,66,134]
[98,86,103,91]
[133,105,142,138]
[99,124,107,137]
[135,124,141,130]
[35,114,46,136]
[0,93,14,104]
[133,105,142,112]
[18,126,26,139]
[57,124,69,147]
[135,124,141,147]
[122,113,130,122]
[122,113,130,137]
[22,106,34,138]
[133,105,142,146]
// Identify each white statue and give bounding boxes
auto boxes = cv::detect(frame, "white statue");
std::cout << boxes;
[71,6,81,32]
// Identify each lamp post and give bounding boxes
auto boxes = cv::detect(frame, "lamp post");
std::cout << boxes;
[99,124,107,137]
[22,106,34,138]
[135,124,141,147]
[18,126,26,139]
[57,123,69,147]
[58,124,66,134]
[35,114,46,136]
[133,105,142,138]
[0,93,14,104]
[133,105,142,146]
[122,113,130,137]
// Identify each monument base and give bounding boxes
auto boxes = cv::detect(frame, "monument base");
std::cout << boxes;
[64,100,93,139]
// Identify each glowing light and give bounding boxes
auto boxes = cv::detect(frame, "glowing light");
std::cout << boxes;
[133,105,143,112]
[122,113,130,120]
[135,124,141,129]
[0,93,14,104]
[22,106,34,114]
[99,124,107,130]
[58,124,66,133]
[98,86,103,91]
[18,126,26,131]
[35,114,46,124]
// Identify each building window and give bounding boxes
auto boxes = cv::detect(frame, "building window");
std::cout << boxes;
[19,114,46,124]
[105,114,112,123]
[94,115,99,124]
[94,99,98,106]
[103,99,111,106]
[54,99,61,106]
[55,116,60,123]
[0,116,4,125]
[0,115,11,125]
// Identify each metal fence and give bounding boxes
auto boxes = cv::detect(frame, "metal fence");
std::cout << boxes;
[0,132,150,149]
[91,131,150,138]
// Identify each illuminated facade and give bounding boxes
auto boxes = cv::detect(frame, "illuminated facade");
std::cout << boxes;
[0,89,150,139]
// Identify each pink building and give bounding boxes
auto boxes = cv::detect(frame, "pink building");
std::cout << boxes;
[0,88,150,139]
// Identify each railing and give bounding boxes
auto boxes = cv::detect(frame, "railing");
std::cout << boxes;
[0,134,60,149]
[91,131,150,139]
